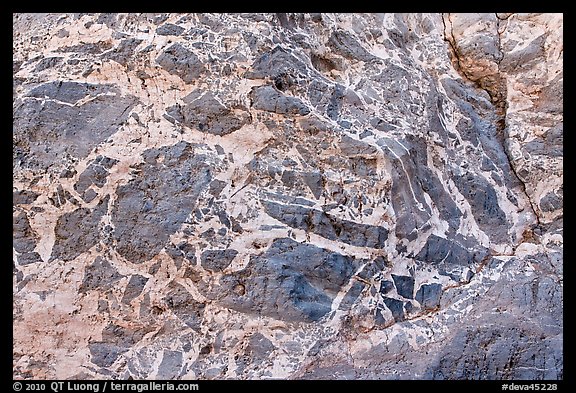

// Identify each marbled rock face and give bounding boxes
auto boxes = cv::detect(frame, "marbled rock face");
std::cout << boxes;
[13,13,562,380]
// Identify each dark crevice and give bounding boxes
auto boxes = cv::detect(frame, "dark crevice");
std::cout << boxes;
[441,13,541,234]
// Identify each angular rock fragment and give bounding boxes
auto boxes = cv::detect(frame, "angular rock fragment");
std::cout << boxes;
[250,85,310,116]
[51,196,109,262]
[112,142,213,264]
[156,43,204,83]
[211,238,358,323]
[165,91,250,135]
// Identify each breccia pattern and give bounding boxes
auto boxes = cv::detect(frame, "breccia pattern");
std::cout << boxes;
[13,13,562,379]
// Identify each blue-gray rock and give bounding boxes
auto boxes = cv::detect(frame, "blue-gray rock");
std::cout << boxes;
[156,43,204,83]
[88,343,127,368]
[13,190,39,206]
[263,200,388,248]
[121,275,149,304]
[415,234,487,267]
[415,283,443,310]
[200,249,238,272]
[56,40,113,54]
[111,142,212,264]
[165,91,249,135]
[80,256,125,294]
[14,84,137,173]
[452,172,510,242]
[382,297,405,322]
[328,30,377,62]
[539,191,562,212]
[156,23,185,36]
[13,211,38,257]
[104,38,143,67]
[250,85,311,116]
[74,155,118,197]
[245,46,311,80]
[212,238,359,323]
[51,196,109,262]
[156,351,183,379]
[339,281,365,311]
[34,56,62,72]
[379,280,394,295]
[248,333,275,362]
[391,274,414,299]
[164,283,205,330]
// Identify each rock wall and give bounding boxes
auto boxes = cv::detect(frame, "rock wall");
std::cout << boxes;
[13,13,562,380]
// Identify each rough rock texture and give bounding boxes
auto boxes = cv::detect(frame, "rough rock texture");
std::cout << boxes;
[13,13,562,380]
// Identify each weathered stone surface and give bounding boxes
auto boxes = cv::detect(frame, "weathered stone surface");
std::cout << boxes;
[155,43,204,83]
[415,283,443,310]
[13,211,41,266]
[51,196,109,262]
[165,91,250,135]
[211,238,359,323]
[415,234,487,267]
[13,190,39,205]
[88,342,127,368]
[156,23,185,36]
[391,274,414,300]
[79,257,124,294]
[263,200,388,248]
[14,82,137,174]
[200,249,238,272]
[156,350,183,379]
[250,85,311,116]
[164,282,205,331]
[382,297,405,322]
[111,142,212,264]
[13,13,562,381]
[328,30,378,62]
[74,155,118,199]
[121,274,149,304]
[104,38,143,67]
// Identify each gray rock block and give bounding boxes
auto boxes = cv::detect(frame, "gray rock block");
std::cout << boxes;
[540,191,562,212]
[13,211,38,255]
[51,196,109,262]
[164,283,206,330]
[245,46,311,80]
[28,81,108,104]
[212,238,359,323]
[391,274,414,299]
[200,249,238,272]
[156,43,204,83]
[263,200,388,248]
[415,283,443,310]
[250,85,310,116]
[112,142,212,264]
[74,155,118,197]
[104,38,143,66]
[88,343,127,368]
[14,84,137,173]
[121,275,149,304]
[79,256,124,293]
[13,190,39,205]
[166,91,249,135]
[156,23,185,36]
[379,280,394,295]
[415,234,487,267]
[34,56,63,72]
[382,297,405,322]
[157,351,183,379]
[328,30,377,62]
[452,172,510,243]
